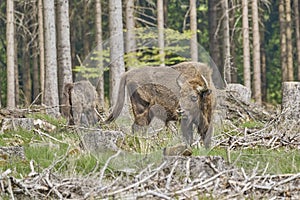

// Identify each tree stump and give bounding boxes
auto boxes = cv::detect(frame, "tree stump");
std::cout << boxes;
[226,83,251,103]
[281,82,300,120]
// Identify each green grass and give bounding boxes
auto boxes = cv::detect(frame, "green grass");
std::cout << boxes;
[1,114,299,179]
[193,146,300,174]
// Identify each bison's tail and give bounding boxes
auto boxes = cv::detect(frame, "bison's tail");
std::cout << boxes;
[105,74,127,124]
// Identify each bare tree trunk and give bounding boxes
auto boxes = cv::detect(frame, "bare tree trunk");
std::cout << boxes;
[222,0,231,83]
[282,82,300,120]
[23,37,32,106]
[6,0,15,108]
[95,0,105,107]
[190,0,198,62]
[286,0,294,81]
[14,31,19,106]
[56,0,73,108]
[157,0,165,66]
[229,1,237,83]
[208,0,222,74]
[125,0,137,69]
[33,40,40,102]
[279,0,287,82]
[109,0,125,106]
[38,0,45,103]
[295,0,300,81]
[43,0,60,116]
[242,0,251,90]
[252,0,262,105]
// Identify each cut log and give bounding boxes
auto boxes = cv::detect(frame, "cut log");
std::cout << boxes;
[281,82,300,120]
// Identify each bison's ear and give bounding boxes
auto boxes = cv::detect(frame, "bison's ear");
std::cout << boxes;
[196,85,211,98]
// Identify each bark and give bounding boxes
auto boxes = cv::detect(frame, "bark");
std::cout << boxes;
[208,0,222,75]
[261,33,267,102]
[38,0,45,103]
[252,0,262,105]
[295,0,300,81]
[22,37,32,106]
[95,0,105,107]
[242,0,251,90]
[109,0,126,106]
[222,0,231,83]
[33,41,40,102]
[43,0,60,116]
[190,0,198,62]
[279,0,287,82]
[285,0,294,81]
[56,0,73,107]
[125,0,137,69]
[6,0,15,108]
[281,82,300,120]
[157,0,165,66]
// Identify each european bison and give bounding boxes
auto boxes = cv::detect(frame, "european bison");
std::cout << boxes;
[105,62,215,148]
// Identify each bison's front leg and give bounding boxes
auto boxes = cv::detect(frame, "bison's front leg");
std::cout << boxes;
[181,117,194,146]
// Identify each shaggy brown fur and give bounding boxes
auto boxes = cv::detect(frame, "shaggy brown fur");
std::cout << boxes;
[105,62,215,148]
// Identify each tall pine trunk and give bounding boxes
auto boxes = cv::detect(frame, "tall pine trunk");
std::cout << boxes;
[222,0,231,83]
[242,0,251,90]
[279,0,287,82]
[109,0,125,106]
[56,0,73,107]
[252,0,262,105]
[38,0,45,103]
[43,0,60,115]
[157,0,165,66]
[286,0,294,81]
[125,0,137,69]
[295,0,300,81]
[190,0,198,62]
[95,0,105,107]
[6,0,15,108]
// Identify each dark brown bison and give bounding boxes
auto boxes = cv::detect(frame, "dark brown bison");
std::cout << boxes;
[105,62,215,148]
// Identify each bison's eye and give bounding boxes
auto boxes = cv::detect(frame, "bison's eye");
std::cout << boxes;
[191,95,198,102]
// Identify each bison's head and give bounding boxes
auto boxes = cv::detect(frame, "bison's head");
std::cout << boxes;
[177,75,213,146]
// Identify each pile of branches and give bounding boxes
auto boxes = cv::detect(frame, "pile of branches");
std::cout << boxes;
[1,152,299,199]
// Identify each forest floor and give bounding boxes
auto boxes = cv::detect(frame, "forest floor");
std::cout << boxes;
[0,98,299,199]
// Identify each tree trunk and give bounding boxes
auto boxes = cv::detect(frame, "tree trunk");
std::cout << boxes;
[43,0,60,116]
[252,0,262,105]
[242,0,251,90]
[33,40,40,102]
[285,0,294,81]
[208,0,222,75]
[125,0,137,69]
[279,0,287,82]
[190,0,198,62]
[38,0,45,103]
[157,0,165,66]
[281,82,300,120]
[109,0,125,106]
[6,0,15,108]
[22,37,32,106]
[95,0,105,108]
[295,0,300,81]
[222,0,231,83]
[56,0,73,108]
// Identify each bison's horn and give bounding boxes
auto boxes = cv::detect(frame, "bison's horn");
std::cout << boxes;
[196,85,204,93]
[200,74,209,88]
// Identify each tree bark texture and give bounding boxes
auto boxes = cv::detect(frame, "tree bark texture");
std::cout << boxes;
[285,0,294,81]
[6,0,15,108]
[222,0,231,83]
[56,0,73,107]
[252,0,262,105]
[43,0,60,116]
[279,0,287,82]
[190,0,198,62]
[295,0,300,81]
[242,0,251,91]
[38,0,45,103]
[281,82,300,120]
[157,0,165,66]
[208,0,222,75]
[95,0,105,107]
[125,0,137,69]
[109,0,125,106]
